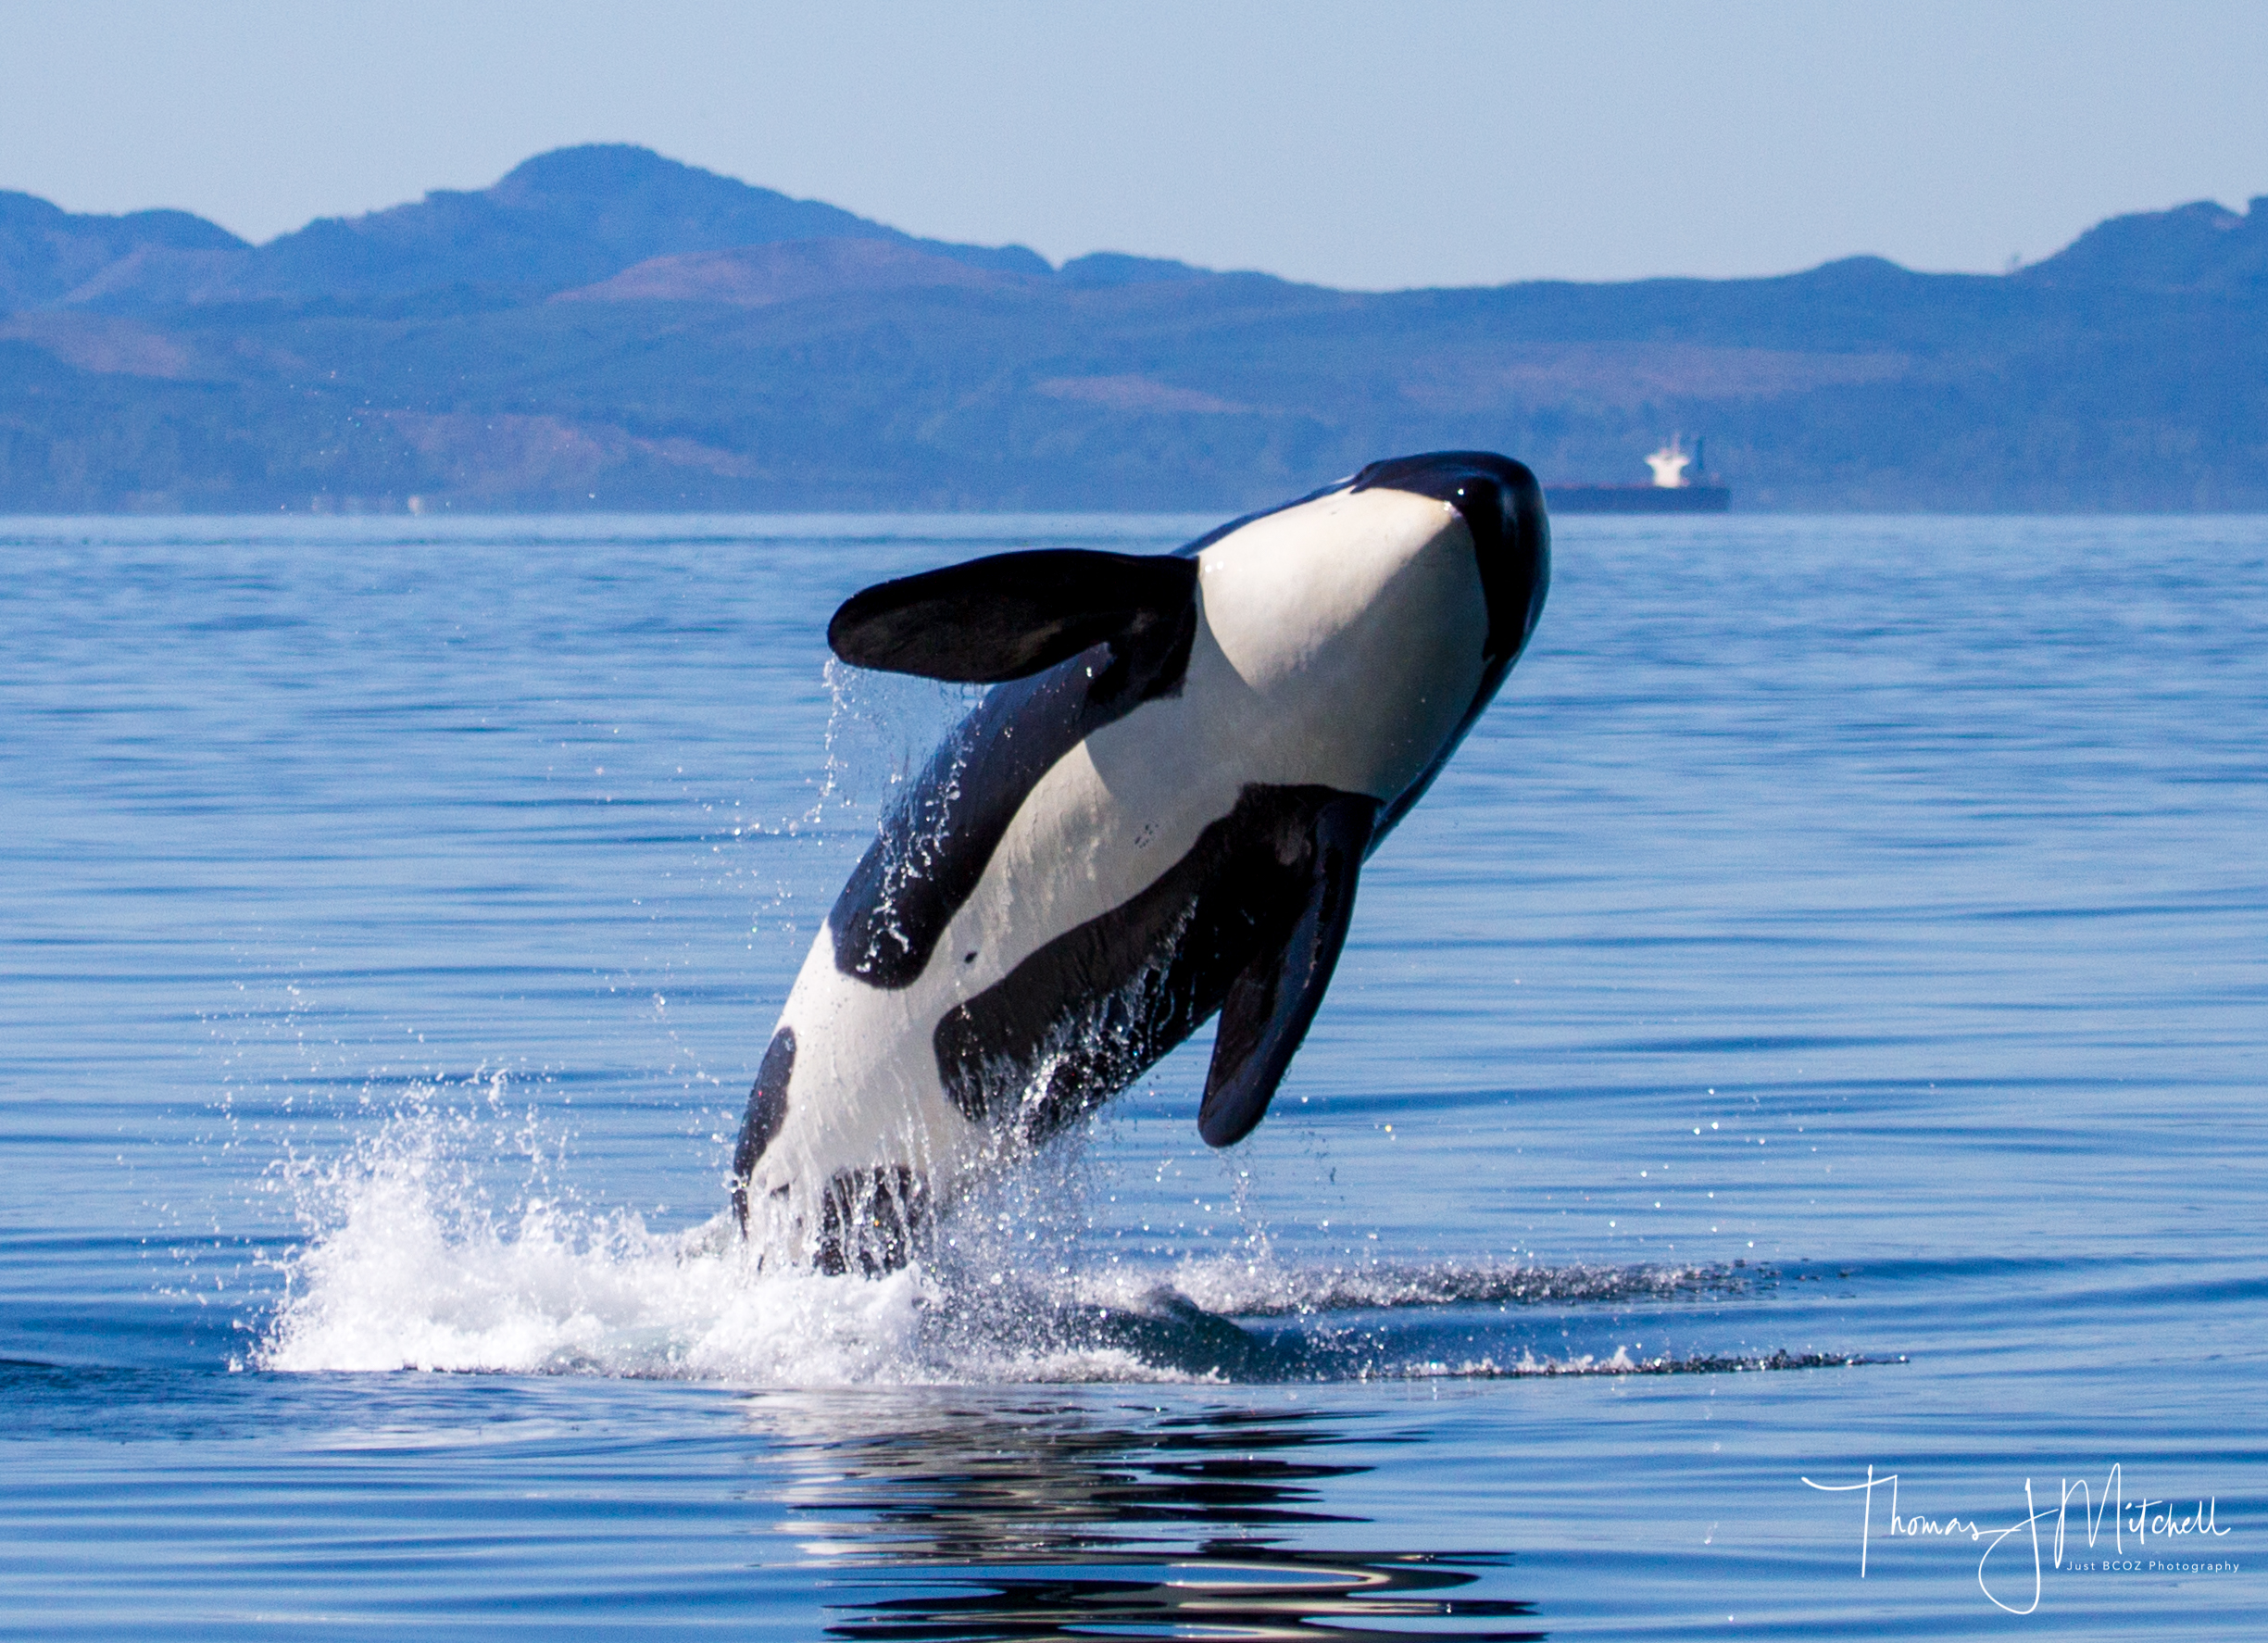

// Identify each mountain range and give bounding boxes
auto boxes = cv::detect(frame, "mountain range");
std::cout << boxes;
[4,144,2263,512]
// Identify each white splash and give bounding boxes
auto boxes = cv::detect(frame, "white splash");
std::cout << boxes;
[250,1087,1773,1385]
[251,1091,1197,1383]
[255,1091,935,1381]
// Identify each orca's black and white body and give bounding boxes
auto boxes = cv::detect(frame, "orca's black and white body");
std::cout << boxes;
[733,452,1548,1272]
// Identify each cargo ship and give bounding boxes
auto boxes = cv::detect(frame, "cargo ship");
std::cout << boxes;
[1547,435,1731,513]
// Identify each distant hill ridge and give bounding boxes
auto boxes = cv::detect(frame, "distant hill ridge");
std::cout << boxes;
[0,144,1229,312]
[1,145,2263,512]
[0,192,245,309]
[5,143,2264,313]
[2024,197,2268,293]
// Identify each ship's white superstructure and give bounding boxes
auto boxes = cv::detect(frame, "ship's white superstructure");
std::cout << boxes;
[1646,434,1694,488]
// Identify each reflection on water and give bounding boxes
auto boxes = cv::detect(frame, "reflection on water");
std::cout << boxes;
[830,1550,1539,1642]
[746,1396,1541,1640]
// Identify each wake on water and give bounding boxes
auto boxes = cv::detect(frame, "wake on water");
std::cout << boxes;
[249,1084,1855,1385]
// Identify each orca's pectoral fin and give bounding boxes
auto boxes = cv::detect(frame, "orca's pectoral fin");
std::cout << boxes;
[1198,795,1378,1148]
[828,548,1199,684]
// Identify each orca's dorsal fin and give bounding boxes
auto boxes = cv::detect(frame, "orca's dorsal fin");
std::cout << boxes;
[829,549,1199,684]
[1198,794,1378,1147]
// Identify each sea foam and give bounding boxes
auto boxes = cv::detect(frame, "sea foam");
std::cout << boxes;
[253,1087,1782,1384]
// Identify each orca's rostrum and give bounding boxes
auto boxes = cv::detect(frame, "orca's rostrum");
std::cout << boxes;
[733,452,1549,1272]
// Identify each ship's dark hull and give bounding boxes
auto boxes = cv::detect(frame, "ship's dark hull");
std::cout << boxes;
[1546,484,1731,514]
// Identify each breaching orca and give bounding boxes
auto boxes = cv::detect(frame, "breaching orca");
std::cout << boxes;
[733,452,1549,1272]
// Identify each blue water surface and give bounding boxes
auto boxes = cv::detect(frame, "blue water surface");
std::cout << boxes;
[2,512,2263,1637]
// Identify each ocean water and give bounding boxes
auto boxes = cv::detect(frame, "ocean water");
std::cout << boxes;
[2,510,2262,1638]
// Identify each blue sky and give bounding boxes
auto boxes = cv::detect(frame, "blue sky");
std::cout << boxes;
[4,0,2262,289]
